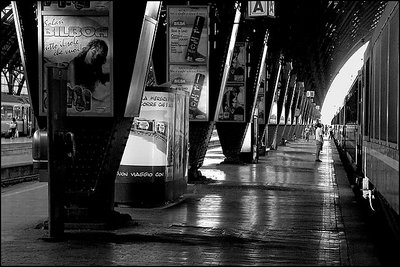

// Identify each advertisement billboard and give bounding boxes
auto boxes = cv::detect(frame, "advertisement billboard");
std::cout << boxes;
[118,90,175,182]
[217,42,247,122]
[38,1,113,116]
[167,6,209,121]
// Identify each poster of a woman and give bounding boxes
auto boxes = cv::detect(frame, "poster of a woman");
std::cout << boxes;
[41,14,112,116]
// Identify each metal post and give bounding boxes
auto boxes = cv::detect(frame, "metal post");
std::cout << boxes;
[47,65,67,238]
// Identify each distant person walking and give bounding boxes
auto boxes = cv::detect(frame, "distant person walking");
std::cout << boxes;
[304,127,310,142]
[315,123,324,162]
[329,126,334,139]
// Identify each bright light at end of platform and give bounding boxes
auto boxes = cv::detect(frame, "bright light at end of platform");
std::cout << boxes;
[321,42,369,125]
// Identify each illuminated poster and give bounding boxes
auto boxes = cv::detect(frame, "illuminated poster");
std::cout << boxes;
[287,111,292,125]
[39,2,113,116]
[269,102,277,124]
[279,106,285,124]
[169,64,208,120]
[168,6,208,63]
[167,6,209,121]
[118,91,175,182]
[218,85,245,121]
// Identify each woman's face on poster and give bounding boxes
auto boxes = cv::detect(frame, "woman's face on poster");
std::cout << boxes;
[86,45,107,66]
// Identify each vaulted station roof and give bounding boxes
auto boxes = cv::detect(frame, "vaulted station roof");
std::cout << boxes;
[1,1,388,107]
[269,0,388,107]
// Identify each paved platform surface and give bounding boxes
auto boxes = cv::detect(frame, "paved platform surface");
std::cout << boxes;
[1,138,387,265]
[1,137,33,168]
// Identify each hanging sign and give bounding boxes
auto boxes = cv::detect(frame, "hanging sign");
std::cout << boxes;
[306,91,315,98]
[248,1,275,18]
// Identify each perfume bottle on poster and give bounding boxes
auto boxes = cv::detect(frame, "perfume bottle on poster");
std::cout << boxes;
[185,16,205,63]
[73,86,85,112]
[189,73,206,119]
[67,83,74,108]
[83,89,92,111]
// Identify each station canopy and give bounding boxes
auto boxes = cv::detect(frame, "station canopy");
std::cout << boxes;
[1,1,388,107]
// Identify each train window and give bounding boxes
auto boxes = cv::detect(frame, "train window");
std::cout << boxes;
[364,58,370,137]
[373,41,380,141]
[380,26,388,141]
[3,106,13,120]
[388,9,399,144]
[1,106,4,120]
[14,106,23,120]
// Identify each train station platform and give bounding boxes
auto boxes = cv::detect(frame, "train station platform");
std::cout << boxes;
[1,137,386,266]
[1,137,33,168]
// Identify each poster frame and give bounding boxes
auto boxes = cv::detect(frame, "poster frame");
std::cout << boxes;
[217,42,247,122]
[37,1,114,117]
[166,5,210,121]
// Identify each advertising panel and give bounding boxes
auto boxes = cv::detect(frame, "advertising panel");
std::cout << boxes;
[227,42,246,83]
[169,64,208,120]
[38,2,113,116]
[218,84,245,121]
[279,106,286,124]
[217,42,246,122]
[257,66,266,124]
[168,6,208,63]
[269,102,277,124]
[118,91,175,182]
[257,94,265,124]
[167,6,209,121]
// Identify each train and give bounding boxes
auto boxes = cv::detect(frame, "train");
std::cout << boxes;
[1,92,35,137]
[331,2,398,237]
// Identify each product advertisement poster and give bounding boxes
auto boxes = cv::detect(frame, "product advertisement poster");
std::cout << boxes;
[167,6,208,63]
[167,5,209,121]
[169,64,208,120]
[38,1,113,116]
[118,91,175,182]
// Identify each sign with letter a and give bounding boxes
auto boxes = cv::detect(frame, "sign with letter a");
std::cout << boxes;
[248,1,275,18]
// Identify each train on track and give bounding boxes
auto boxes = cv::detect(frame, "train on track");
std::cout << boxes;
[331,2,398,237]
[1,92,35,137]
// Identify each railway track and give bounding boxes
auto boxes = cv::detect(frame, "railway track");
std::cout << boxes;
[1,172,39,187]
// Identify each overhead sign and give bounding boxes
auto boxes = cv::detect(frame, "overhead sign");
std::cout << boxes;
[248,1,275,18]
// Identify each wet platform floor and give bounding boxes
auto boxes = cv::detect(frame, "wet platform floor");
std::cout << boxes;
[1,138,382,265]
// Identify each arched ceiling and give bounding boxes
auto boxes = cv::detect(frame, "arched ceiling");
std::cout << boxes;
[1,1,388,105]
[1,1,20,72]
[269,0,387,107]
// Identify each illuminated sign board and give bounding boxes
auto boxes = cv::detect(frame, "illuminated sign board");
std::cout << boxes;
[306,91,315,98]
[248,1,275,18]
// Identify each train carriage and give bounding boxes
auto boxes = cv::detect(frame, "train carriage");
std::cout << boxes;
[1,93,34,137]
[332,1,399,236]
[362,1,399,216]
